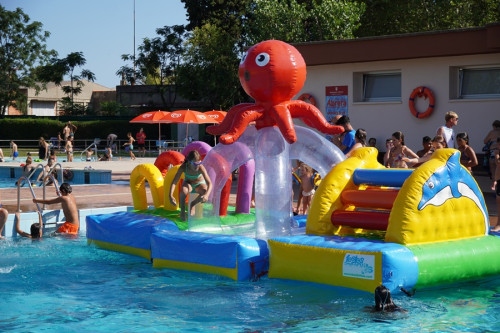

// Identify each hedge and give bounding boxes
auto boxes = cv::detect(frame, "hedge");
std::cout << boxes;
[0,118,172,142]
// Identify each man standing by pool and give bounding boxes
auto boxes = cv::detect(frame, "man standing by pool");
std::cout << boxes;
[136,128,147,158]
[32,183,79,235]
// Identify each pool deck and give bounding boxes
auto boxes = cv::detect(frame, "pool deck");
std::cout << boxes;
[0,157,498,227]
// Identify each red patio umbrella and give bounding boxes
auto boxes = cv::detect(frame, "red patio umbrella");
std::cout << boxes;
[129,110,171,147]
[160,110,219,142]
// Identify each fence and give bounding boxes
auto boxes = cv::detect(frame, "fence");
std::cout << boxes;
[0,138,188,158]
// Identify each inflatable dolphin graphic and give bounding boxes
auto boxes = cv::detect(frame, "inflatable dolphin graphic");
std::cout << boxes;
[418,151,488,234]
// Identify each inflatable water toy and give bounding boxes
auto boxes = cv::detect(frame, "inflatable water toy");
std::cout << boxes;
[86,40,500,292]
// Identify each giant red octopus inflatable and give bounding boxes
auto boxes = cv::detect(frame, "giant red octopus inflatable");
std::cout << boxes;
[207,40,344,144]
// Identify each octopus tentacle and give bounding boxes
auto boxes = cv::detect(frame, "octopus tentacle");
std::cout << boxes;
[288,100,344,135]
[271,103,297,144]
[219,106,264,144]
[206,103,254,135]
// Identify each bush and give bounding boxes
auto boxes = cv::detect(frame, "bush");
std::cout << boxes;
[0,117,171,143]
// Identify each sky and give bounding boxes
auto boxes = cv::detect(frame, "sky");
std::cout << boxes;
[2,0,188,88]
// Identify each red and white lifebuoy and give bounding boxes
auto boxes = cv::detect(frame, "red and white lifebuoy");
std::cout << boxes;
[409,86,435,119]
[298,93,317,107]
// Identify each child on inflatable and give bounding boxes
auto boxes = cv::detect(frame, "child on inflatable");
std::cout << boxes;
[169,150,212,221]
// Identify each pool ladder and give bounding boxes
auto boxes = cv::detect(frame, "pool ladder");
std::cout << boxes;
[18,163,63,211]
[81,138,100,161]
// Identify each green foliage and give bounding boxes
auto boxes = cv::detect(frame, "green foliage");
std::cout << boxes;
[118,25,187,109]
[176,23,245,109]
[36,51,95,115]
[356,0,500,37]
[99,101,128,116]
[246,0,365,44]
[182,0,252,41]
[0,118,168,144]
[0,5,56,116]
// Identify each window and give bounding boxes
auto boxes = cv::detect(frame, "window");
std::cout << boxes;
[362,72,401,102]
[459,67,500,99]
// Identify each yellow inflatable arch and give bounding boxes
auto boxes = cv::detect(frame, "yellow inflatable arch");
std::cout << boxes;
[130,164,165,210]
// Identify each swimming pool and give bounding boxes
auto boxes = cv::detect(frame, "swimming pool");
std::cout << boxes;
[1,236,500,332]
[0,166,112,188]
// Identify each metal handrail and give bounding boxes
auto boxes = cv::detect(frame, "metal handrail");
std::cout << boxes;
[26,163,44,181]
[17,176,42,213]
[40,163,63,209]
[80,142,99,161]
[44,174,61,198]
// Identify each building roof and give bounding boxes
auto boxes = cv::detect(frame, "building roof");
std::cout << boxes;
[27,80,115,102]
[294,23,500,66]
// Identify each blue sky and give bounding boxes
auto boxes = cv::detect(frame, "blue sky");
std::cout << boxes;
[2,0,188,88]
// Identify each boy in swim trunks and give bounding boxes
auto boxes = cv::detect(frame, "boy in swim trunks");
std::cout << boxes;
[32,183,79,235]
[10,141,18,160]
[169,150,212,221]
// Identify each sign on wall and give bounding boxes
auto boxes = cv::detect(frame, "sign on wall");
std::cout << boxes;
[325,85,348,141]
[325,85,348,121]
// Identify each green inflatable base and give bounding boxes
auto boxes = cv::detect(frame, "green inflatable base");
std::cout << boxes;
[409,235,500,288]
[134,205,256,233]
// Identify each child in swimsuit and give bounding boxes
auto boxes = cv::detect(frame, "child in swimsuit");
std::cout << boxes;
[456,132,478,172]
[298,163,315,215]
[384,131,418,168]
[169,150,212,221]
[123,132,136,160]
[33,183,79,235]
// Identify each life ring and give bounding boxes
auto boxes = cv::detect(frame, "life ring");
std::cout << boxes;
[409,86,435,119]
[298,93,317,107]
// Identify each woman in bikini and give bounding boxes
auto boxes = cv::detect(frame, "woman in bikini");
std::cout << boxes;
[384,131,419,168]
[456,132,478,173]
[169,150,212,221]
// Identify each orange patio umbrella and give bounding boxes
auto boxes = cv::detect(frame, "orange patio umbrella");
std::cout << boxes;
[160,109,219,142]
[204,110,227,123]
[129,110,171,145]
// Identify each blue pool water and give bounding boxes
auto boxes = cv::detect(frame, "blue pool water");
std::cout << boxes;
[1,236,500,332]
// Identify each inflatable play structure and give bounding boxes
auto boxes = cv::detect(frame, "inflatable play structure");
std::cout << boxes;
[86,40,500,292]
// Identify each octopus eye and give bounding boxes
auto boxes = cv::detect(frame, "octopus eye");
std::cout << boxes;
[255,52,270,67]
[240,52,247,64]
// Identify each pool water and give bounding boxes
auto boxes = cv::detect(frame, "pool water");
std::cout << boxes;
[1,236,500,332]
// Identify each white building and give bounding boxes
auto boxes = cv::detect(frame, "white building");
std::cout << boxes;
[294,23,500,152]
[9,80,114,116]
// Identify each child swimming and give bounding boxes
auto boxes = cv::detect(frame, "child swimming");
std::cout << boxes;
[169,150,212,221]
[374,285,405,312]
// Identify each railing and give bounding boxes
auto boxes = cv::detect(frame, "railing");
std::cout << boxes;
[80,139,100,161]
[17,176,42,213]
[0,138,190,157]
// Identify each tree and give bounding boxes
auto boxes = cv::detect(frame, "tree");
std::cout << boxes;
[0,5,56,115]
[37,52,95,115]
[176,23,245,109]
[245,0,365,44]
[356,0,500,37]
[117,25,187,109]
